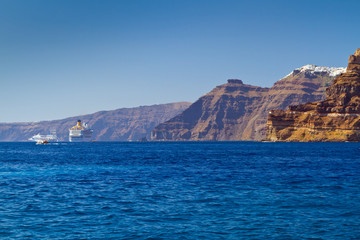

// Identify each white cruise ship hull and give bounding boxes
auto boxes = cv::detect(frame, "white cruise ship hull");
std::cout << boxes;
[69,129,93,142]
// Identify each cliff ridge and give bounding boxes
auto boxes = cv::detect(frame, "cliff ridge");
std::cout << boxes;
[0,102,191,142]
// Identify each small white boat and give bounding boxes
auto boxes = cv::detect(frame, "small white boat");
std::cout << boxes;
[36,140,49,145]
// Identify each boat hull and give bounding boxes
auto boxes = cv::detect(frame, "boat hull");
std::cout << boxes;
[69,124,93,142]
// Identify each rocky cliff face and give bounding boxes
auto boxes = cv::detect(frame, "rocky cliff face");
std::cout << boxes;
[267,49,360,142]
[0,102,191,142]
[152,79,269,141]
[151,66,344,141]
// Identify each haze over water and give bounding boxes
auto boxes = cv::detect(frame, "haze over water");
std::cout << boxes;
[1,142,359,239]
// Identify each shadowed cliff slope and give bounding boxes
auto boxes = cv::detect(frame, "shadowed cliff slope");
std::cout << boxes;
[0,102,191,142]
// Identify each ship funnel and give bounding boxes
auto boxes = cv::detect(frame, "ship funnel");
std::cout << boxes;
[77,120,81,127]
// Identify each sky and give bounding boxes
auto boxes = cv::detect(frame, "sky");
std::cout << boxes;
[1,0,360,122]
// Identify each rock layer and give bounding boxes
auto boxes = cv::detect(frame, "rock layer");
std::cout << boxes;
[267,49,360,142]
[152,66,344,141]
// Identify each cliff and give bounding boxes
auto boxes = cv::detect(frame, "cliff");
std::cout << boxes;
[151,66,344,141]
[267,49,360,142]
[0,102,191,142]
[152,79,269,141]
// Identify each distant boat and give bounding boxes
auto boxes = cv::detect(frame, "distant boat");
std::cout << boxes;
[69,120,93,142]
[29,130,58,142]
[36,140,49,145]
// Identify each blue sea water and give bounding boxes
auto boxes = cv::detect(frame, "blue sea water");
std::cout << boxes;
[0,142,360,239]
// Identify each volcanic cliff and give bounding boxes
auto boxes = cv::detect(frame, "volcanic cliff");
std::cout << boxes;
[267,49,360,142]
[151,65,345,141]
[0,102,191,142]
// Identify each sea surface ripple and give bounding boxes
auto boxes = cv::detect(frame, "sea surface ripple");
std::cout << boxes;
[0,142,359,239]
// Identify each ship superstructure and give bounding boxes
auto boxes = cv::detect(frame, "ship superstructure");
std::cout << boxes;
[69,120,93,142]
[29,129,58,143]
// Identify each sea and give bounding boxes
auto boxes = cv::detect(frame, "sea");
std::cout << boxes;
[0,142,359,239]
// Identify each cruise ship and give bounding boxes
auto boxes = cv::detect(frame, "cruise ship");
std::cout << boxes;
[29,130,58,143]
[69,120,93,142]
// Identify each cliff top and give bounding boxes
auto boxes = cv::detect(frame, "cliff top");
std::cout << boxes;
[284,65,346,78]
[355,48,360,56]
[347,48,360,73]
[227,79,243,84]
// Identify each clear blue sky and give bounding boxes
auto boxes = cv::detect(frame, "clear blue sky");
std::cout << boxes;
[1,0,359,122]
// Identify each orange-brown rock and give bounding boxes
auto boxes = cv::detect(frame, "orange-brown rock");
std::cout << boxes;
[347,48,360,72]
[267,49,360,142]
